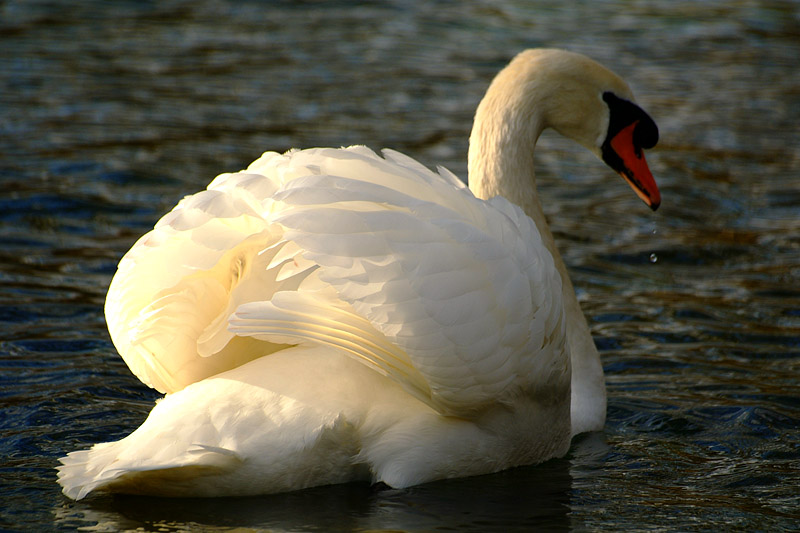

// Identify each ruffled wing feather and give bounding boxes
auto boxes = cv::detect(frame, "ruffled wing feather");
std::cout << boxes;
[106,146,567,416]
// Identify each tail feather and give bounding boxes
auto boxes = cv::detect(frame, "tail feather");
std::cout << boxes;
[57,441,241,500]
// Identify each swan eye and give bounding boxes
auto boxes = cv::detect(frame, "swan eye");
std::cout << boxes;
[602,92,659,150]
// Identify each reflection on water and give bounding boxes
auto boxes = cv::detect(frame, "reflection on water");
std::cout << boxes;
[54,456,574,531]
[1,0,799,530]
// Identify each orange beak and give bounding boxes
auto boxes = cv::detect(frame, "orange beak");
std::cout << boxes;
[609,120,661,210]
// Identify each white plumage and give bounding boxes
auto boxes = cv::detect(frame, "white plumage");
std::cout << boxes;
[58,49,659,499]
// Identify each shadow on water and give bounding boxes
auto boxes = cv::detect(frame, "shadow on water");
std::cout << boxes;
[54,456,574,531]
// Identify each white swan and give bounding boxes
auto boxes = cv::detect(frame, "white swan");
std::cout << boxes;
[58,49,659,499]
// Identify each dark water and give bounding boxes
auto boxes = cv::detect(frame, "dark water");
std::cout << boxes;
[2,1,799,530]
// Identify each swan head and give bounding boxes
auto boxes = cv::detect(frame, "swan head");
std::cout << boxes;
[470,48,660,210]
[597,92,660,210]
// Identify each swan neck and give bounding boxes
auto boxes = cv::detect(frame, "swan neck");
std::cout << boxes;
[467,92,547,220]
[467,86,552,254]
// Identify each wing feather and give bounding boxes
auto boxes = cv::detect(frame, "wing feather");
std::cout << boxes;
[106,146,567,416]
[265,151,566,414]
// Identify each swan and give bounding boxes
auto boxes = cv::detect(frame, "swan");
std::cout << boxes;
[57,48,659,499]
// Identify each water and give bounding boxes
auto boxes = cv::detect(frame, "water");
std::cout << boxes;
[2,0,799,530]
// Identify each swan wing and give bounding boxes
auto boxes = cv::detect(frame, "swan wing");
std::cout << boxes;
[105,147,438,394]
[230,147,568,415]
[104,165,314,393]
[108,146,567,415]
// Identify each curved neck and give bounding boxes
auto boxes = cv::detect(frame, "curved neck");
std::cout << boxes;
[467,83,554,266]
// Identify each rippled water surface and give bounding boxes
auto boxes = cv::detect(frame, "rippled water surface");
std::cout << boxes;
[2,1,799,530]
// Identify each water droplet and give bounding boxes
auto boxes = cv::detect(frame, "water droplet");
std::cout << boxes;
[649,253,658,263]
